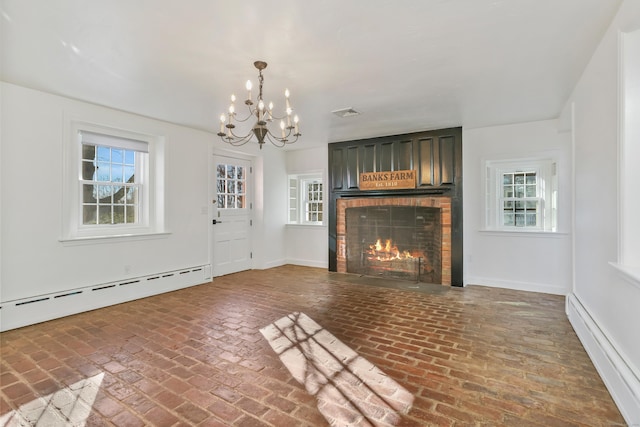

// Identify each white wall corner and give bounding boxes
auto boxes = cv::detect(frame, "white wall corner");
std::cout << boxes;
[465,275,568,296]
[285,258,328,269]
[259,258,288,270]
[566,293,640,425]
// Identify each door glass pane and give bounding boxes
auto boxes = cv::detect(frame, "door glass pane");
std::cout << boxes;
[216,162,247,210]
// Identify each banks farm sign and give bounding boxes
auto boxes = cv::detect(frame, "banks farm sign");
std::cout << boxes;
[359,170,416,190]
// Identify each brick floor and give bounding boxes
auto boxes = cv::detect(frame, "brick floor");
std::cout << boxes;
[0,265,626,426]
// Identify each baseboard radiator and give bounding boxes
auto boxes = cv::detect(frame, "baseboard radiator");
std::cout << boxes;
[0,265,212,332]
[566,293,640,425]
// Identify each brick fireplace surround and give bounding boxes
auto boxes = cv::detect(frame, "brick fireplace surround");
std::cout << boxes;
[336,196,452,285]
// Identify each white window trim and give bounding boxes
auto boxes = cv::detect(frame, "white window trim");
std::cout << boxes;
[483,157,558,233]
[612,28,640,288]
[287,171,325,226]
[61,120,166,242]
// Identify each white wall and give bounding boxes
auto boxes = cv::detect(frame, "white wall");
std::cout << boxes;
[563,0,640,423]
[284,146,328,268]
[463,119,572,295]
[251,147,288,269]
[0,83,212,328]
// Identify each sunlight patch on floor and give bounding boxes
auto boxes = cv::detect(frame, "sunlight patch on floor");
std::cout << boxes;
[0,372,104,426]
[260,312,413,427]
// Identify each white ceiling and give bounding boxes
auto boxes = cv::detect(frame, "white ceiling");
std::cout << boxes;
[0,0,622,149]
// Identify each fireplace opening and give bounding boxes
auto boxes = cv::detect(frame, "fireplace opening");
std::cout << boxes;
[345,206,442,283]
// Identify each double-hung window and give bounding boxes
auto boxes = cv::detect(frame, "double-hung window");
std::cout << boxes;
[485,158,557,232]
[288,173,324,225]
[500,170,540,227]
[80,131,147,226]
[62,122,163,241]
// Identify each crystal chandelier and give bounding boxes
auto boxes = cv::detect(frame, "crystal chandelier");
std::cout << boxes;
[218,61,300,149]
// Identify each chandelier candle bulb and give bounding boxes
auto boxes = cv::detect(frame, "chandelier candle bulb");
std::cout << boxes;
[219,114,225,133]
[280,120,286,138]
[245,80,252,101]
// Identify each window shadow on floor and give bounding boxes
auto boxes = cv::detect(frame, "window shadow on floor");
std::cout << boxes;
[260,312,414,426]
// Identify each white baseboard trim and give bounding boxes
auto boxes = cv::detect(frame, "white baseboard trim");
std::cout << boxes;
[566,293,640,425]
[260,258,287,270]
[465,275,567,295]
[285,258,328,269]
[0,265,211,332]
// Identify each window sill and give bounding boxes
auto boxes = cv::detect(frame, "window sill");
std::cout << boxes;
[609,262,640,290]
[59,231,171,246]
[479,229,569,238]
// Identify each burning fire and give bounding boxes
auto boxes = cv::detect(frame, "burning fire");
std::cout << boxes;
[368,238,417,261]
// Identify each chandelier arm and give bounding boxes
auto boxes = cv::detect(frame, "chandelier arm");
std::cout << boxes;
[264,132,287,147]
[220,128,254,146]
[222,138,247,146]
[264,130,299,147]
[230,106,258,123]
[267,112,292,121]
[226,126,248,140]
[265,125,293,141]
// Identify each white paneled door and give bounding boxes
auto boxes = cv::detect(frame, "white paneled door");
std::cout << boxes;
[211,155,252,276]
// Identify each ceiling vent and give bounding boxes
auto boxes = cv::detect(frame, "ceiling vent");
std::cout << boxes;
[332,107,361,118]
